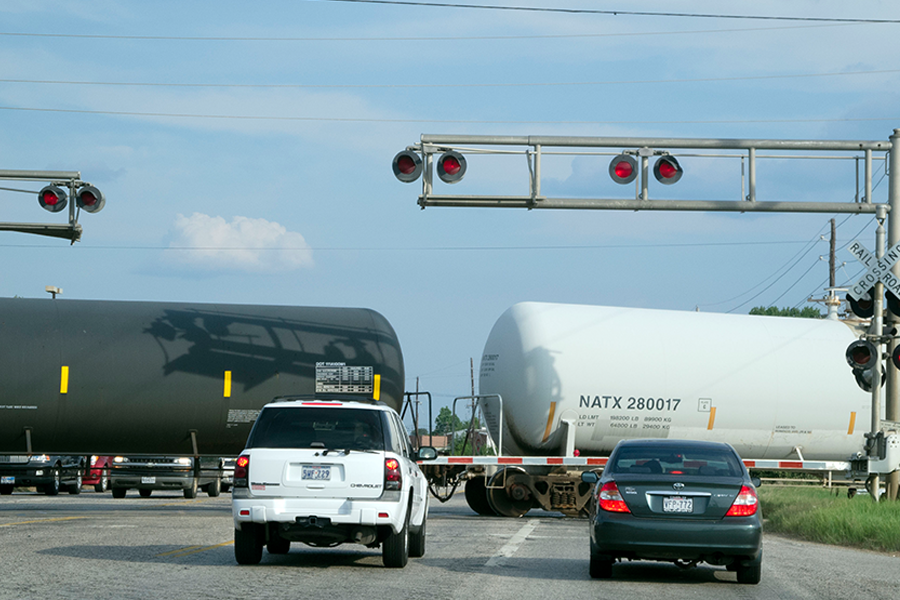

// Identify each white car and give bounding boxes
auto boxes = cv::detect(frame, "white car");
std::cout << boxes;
[232,396,436,568]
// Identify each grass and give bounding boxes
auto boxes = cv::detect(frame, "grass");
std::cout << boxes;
[759,486,900,553]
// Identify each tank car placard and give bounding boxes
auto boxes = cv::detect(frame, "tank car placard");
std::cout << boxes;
[315,362,374,394]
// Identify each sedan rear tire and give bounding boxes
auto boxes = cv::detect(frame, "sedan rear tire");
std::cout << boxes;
[736,551,762,585]
[589,541,613,579]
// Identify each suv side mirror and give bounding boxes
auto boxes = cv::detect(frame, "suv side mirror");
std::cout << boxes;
[416,446,438,461]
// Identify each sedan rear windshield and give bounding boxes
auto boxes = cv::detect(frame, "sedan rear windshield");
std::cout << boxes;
[246,407,385,451]
[610,445,743,477]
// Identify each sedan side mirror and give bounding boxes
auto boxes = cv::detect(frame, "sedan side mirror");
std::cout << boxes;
[417,446,438,461]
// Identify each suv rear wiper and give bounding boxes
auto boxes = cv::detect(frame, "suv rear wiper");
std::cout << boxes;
[314,448,380,456]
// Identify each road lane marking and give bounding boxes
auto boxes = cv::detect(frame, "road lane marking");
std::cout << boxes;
[485,519,538,567]
[157,541,233,558]
[0,516,88,528]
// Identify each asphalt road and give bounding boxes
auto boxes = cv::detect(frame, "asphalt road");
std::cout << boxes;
[1,488,898,600]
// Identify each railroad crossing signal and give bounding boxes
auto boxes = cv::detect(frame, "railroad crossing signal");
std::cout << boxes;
[847,239,900,304]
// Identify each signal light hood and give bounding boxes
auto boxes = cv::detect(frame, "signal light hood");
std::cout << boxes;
[653,156,683,185]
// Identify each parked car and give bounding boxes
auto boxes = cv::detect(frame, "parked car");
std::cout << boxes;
[581,439,763,584]
[0,455,85,495]
[83,455,113,493]
[109,456,225,499]
[220,457,236,493]
[232,395,437,567]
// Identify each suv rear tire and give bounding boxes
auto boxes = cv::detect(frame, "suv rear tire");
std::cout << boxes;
[235,524,264,565]
[409,516,426,558]
[382,513,409,568]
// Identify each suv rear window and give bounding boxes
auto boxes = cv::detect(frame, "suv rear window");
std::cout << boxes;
[246,407,386,451]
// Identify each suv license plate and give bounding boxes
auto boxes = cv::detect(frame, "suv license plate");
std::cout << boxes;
[663,496,693,513]
[141,476,156,484]
[302,466,331,481]
[1,476,14,485]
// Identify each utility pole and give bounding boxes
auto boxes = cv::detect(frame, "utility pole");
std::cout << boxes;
[886,129,900,501]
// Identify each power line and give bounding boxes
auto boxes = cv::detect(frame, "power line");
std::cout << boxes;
[2,105,898,125]
[0,23,855,42]
[4,68,897,90]
[0,239,816,252]
[322,0,900,24]
[725,235,825,313]
[700,224,829,310]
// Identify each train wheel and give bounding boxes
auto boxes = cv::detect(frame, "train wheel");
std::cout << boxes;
[486,467,534,518]
[464,477,496,516]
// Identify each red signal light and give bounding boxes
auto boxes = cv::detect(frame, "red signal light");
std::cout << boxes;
[653,156,683,185]
[608,154,638,184]
[846,339,879,371]
[847,289,875,319]
[38,185,68,213]
[76,185,106,213]
[888,291,900,317]
[392,150,423,183]
[437,150,467,184]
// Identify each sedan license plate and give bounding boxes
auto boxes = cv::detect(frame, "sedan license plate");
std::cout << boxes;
[141,476,156,484]
[1,476,14,485]
[302,465,331,481]
[663,496,693,513]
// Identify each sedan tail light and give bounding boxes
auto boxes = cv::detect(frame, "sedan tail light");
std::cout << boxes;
[725,485,759,517]
[598,481,631,513]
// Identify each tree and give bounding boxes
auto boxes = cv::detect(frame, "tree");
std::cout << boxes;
[432,407,481,436]
[433,407,465,436]
[749,306,823,319]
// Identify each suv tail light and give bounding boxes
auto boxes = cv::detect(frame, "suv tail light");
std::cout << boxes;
[384,457,402,491]
[598,481,630,513]
[725,485,759,517]
[234,455,250,488]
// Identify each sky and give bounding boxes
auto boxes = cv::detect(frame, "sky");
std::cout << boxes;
[1,0,899,426]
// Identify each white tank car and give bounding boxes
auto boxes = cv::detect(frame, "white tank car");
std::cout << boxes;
[478,302,871,461]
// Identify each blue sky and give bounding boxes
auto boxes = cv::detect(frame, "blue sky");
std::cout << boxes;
[1,1,898,420]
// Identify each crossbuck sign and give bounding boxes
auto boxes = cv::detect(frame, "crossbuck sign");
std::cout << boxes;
[848,240,900,300]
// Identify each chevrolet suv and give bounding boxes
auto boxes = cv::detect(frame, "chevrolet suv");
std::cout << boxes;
[232,396,436,568]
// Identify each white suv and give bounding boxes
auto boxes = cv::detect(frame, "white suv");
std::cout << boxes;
[232,396,436,568]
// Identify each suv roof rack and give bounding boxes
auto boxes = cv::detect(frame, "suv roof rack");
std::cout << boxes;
[270,394,384,405]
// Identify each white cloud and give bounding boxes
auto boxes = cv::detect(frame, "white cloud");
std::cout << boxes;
[168,213,313,273]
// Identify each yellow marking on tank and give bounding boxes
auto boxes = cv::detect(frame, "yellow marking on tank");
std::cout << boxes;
[373,374,381,400]
[707,406,717,430]
[848,411,857,435]
[542,402,557,443]
[223,370,232,398]
[59,366,69,394]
